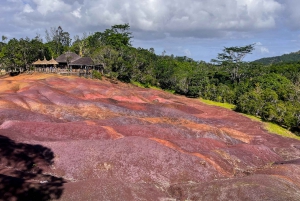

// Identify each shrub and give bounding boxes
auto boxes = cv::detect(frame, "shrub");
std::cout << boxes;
[92,70,102,80]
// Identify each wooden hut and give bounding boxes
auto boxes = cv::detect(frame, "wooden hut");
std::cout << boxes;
[55,52,81,69]
[55,52,103,77]
[68,57,94,76]
[32,57,58,73]
[32,52,103,77]
[47,57,59,73]
[32,58,43,72]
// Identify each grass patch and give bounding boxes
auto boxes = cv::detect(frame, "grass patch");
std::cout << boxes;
[264,122,300,140]
[199,98,300,140]
[149,85,162,90]
[242,114,262,122]
[241,114,300,140]
[164,89,175,94]
[199,98,235,110]
[130,80,146,88]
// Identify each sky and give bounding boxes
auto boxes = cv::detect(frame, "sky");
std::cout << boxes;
[1,0,300,62]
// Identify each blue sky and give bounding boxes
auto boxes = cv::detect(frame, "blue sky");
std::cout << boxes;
[1,0,300,62]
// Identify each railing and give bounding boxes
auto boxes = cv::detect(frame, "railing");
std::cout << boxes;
[3,67,100,79]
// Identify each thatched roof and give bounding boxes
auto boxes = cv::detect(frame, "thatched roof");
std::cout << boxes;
[56,52,81,63]
[48,57,58,65]
[32,59,42,65]
[32,57,58,65]
[41,57,48,65]
[69,57,94,66]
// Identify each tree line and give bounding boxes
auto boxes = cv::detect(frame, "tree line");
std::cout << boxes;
[0,24,299,134]
[253,50,300,65]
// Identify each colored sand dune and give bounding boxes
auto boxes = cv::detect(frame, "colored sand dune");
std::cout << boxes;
[1,73,300,200]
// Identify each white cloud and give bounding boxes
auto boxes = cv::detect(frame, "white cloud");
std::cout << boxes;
[256,42,270,54]
[32,0,71,15]
[1,0,286,39]
[71,0,285,38]
[23,4,34,13]
[72,7,82,19]
[260,46,270,53]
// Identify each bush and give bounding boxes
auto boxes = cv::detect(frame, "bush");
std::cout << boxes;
[92,70,102,80]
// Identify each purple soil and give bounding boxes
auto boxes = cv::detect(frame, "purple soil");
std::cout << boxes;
[1,73,300,201]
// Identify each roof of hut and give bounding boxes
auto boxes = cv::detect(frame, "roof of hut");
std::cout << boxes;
[32,59,42,65]
[56,52,81,63]
[40,56,48,65]
[69,57,94,66]
[47,57,59,65]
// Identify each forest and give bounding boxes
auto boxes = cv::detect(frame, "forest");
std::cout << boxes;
[254,50,300,65]
[0,24,300,135]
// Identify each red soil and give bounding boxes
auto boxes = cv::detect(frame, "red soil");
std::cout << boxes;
[1,73,300,200]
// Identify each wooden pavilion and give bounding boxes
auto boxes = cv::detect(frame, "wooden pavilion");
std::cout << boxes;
[55,52,81,68]
[55,52,103,77]
[32,52,103,77]
[32,57,58,73]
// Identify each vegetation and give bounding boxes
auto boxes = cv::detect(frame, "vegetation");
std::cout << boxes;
[92,70,102,80]
[0,24,300,136]
[254,50,300,65]
[265,122,300,140]
[201,99,300,140]
[200,98,235,110]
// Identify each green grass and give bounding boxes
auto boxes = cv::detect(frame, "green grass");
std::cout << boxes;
[130,80,146,88]
[199,98,235,110]
[149,85,162,90]
[199,98,300,140]
[163,89,175,94]
[264,122,300,140]
[241,114,300,140]
[242,114,261,121]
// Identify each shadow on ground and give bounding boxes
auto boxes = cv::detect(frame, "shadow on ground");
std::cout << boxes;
[0,135,65,201]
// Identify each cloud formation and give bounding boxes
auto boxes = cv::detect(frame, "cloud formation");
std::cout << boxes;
[256,42,270,54]
[3,0,286,37]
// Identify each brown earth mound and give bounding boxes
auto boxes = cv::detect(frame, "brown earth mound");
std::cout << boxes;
[1,73,300,200]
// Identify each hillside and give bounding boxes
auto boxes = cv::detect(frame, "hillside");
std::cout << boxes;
[1,73,300,200]
[2,26,300,132]
[253,50,300,64]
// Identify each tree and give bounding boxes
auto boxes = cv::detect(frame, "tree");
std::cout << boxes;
[212,44,255,82]
[45,26,71,57]
[154,57,177,89]
[102,24,132,49]
[3,38,23,68]
[2,37,47,70]
[71,33,88,56]
[91,45,118,75]
[1,35,7,43]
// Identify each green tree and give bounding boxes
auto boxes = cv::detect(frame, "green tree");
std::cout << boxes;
[212,44,255,82]
[45,26,71,57]
[92,45,118,75]
[106,23,132,48]
[154,56,177,90]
